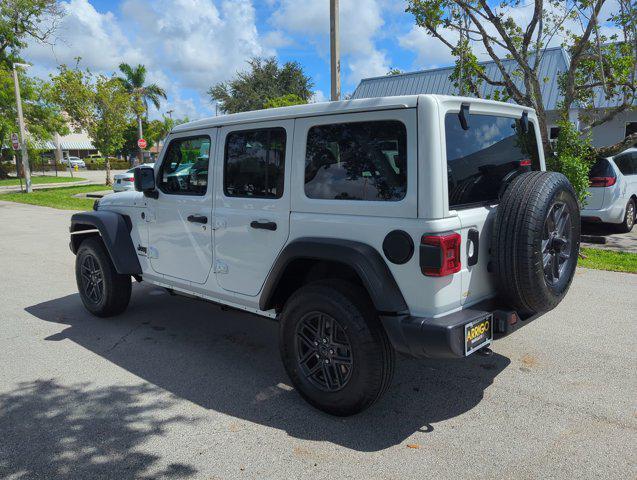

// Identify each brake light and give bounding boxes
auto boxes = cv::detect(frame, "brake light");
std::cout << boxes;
[589,176,616,187]
[519,159,532,167]
[420,233,461,276]
[124,177,134,182]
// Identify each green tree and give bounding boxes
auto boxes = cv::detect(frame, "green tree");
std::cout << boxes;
[208,57,313,114]
[406,0,636,202]
[50,65,133,185]
[263,93,306,109]
[406,0,637,156]
[0,0,63,68]
[0,0,65,178]
[116,63,166,163]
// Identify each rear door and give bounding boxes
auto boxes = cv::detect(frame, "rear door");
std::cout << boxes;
[443,110,542,305]
[213,120,292,296]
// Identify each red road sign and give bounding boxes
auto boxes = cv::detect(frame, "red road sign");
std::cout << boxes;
[11,133,19,150]
[137,138,147,149]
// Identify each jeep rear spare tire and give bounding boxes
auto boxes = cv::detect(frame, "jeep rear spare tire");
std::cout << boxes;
[492,171,580,315]
[279,280,394,416]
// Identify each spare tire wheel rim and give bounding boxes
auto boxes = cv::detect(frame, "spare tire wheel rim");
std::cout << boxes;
[81,254,104,304]
[541,201,572,286]
[295,312,353,392]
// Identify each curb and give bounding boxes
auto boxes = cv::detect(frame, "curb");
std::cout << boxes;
[0,179,91,193]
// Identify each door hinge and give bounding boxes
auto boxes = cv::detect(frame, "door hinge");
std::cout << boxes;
[214,260,228,274]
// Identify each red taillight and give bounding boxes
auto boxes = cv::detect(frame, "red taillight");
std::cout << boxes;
[420,233,461,276]
[589,176,616,187]
[124,177,134,182]
[519,159,532,167]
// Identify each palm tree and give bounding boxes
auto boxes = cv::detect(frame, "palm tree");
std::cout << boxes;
[117,63,167,163]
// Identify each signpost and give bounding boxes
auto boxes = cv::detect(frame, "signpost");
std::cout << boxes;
[137,138,147,149]
[11,133,23,192]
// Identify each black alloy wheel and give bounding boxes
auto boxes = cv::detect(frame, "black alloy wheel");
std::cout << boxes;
[542,201,573,286]
[295,312,353,392]
[80,253,104,304]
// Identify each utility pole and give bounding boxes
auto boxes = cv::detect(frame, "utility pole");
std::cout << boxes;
[12,63,32,193]
[330,0,341,101]
[166,109,174,120]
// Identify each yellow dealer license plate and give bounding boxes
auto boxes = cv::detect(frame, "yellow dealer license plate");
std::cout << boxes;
[464,315,493,356]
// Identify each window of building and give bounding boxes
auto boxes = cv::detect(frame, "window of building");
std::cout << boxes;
[549,126,561,140]
[625,122,637,144]
[224,128,286,198]
[304,120,407,201]
[445,113,540,209]
[158,136,211,195]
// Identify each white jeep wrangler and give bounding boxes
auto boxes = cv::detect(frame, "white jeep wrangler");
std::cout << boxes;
[70,95,580,416]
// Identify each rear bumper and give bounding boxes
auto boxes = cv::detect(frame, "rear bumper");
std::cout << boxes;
[581,203,625,224]
[380,301,538,359]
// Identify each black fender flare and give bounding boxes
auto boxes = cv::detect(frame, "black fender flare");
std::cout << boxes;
[259,237,408,313]
[70,211,142,275]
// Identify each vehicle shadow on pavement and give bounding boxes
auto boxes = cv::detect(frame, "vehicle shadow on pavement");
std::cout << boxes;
[0,379,198,479]
[26,284,511,452]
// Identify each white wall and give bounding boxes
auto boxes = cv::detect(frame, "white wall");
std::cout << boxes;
[586,110,637,148]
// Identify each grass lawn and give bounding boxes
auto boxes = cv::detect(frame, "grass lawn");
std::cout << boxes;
[579,247,637,274]
[0,176,86,187]
[0,184,107,210]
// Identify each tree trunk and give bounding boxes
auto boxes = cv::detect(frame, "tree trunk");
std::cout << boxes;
[137,115,143,166]
[105,158,112,186]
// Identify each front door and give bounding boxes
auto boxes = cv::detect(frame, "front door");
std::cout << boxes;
[147,130,216,284]
[213,120,293,296]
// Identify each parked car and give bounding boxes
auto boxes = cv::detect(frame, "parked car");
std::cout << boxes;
[581,147,637,232]
[113,164,155,192]
[68,95,580,415]
[61,156,86,168]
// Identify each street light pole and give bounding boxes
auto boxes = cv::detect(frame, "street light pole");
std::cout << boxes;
[330,0,341,101]
[12,63,32,193]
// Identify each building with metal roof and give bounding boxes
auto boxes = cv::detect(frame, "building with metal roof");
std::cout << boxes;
[353,47,636,148]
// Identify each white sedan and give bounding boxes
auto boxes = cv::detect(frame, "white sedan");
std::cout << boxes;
[61,156,86,168]
[113,164,154,192]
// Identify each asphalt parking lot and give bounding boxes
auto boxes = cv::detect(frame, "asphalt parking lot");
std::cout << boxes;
[0,200,635,480]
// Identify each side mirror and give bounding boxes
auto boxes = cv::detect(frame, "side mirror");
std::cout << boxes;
[134,166,157,198]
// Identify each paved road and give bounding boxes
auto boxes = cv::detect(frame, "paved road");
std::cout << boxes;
[0,200,635,480]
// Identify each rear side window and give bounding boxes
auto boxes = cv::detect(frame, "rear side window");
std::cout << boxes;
[613,153,636,176]
[445,113,540,208]
[589,158,615,178]
[224,127,286,198]
[304,120,407,201]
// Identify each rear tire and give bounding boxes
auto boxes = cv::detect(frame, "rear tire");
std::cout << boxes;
[492,172,580,315]
[618,199,635,233]
[75,236,131,317]
[279,280,394,416]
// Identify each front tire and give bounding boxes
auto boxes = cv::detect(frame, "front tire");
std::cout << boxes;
[75,236,131,317]
[618,199,635,233]
[279,281,394,416]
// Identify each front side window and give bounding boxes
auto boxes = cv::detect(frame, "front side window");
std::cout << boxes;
[445,113,540,208]
[158,136,211,195]
[304,120,407,201]
[224,127,286,198]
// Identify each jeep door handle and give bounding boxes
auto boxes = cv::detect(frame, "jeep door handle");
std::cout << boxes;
[250,220,277,231]
[187,215,208,224]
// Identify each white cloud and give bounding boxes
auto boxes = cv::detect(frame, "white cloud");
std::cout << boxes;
[398,25,458,69]
[25,0,143,73]
[271,0,390,85]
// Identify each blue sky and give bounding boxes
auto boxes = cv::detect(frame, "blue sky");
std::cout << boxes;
[22,0,621,120]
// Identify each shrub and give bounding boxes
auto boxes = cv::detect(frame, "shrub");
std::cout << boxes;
[546,119,594,206]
